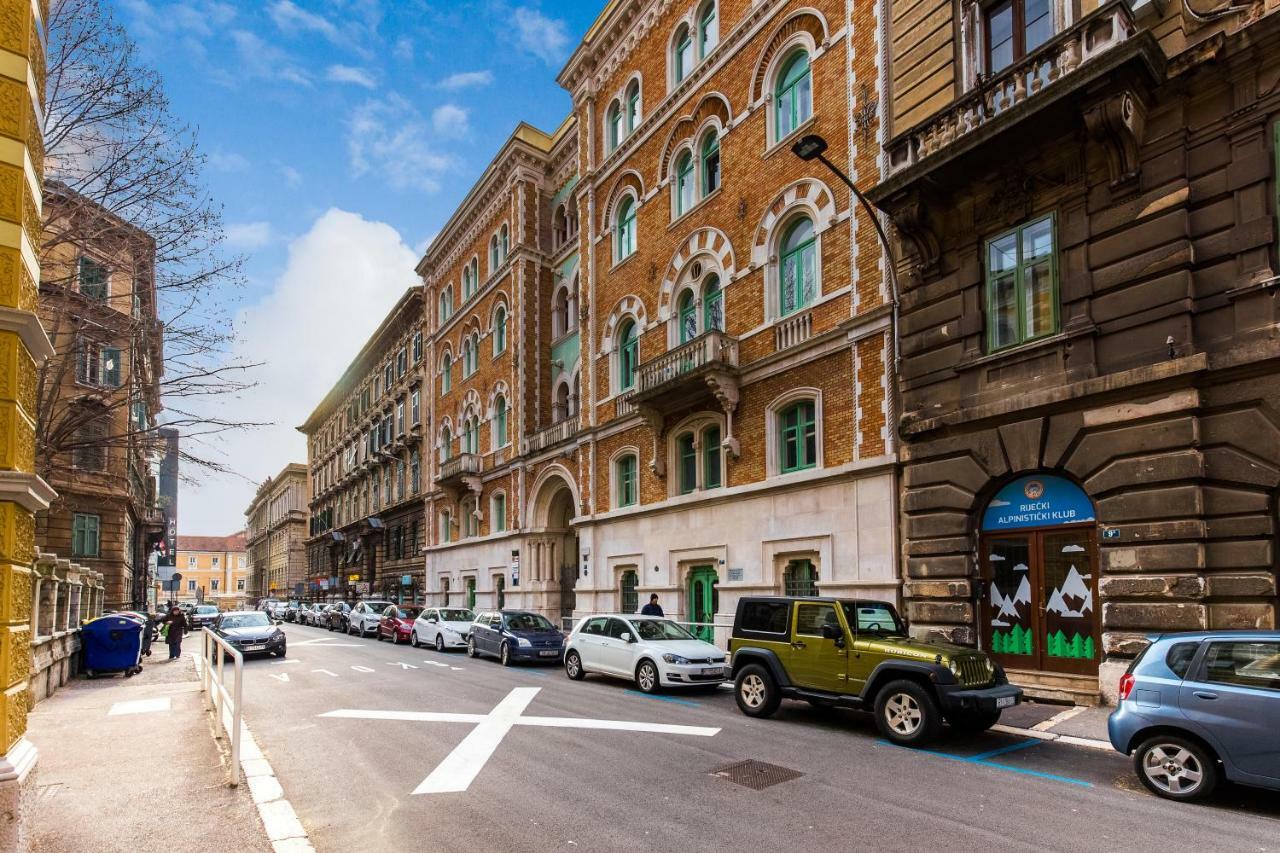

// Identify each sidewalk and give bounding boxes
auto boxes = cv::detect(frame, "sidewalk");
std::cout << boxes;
[995,700,1114,750]
[26,650,273,853]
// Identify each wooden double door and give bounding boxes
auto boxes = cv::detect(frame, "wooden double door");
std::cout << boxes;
[979,525,1100,676]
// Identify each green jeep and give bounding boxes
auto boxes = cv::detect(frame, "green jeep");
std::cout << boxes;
[728,596,1022,746]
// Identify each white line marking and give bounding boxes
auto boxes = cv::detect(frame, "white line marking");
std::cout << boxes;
[271,660,301,666]
[1031,705,1086,732]
[351,665,375,673]
[449,667,464,671]
[413,687,539,795]
[517,717,720,736]
[424,660,448,667]
[311,669,338,677]
[108,697,171,716]
[292,638,361,648]
[269,673,290,683]
[388,662,418,670]
[322,710,486,723]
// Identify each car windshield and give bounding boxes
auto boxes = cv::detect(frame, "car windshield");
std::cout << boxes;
[364,602,393,610]
[841,601,905,635]
[506,613,555,631]
[397,607,423,620]
[439,609,473,621]
[631,619,694,641]
[196,606,218,614]
[220,613,270,629]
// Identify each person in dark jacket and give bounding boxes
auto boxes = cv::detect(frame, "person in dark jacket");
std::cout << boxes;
[159,606,188,660]
[640,594,664,617]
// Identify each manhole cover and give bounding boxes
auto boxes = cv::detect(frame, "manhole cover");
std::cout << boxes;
[712,759,804,790]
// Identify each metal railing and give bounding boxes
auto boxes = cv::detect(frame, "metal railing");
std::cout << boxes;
[198,628,244,787]
[636,330,739,396]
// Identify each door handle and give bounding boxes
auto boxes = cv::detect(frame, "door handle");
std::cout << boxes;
[791,641,806,649]
[1193,691,1218,701]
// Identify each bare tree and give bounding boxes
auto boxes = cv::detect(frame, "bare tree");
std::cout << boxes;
[37,0,263,492]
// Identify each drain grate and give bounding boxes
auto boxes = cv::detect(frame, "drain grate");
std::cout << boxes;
[712,759,804,790]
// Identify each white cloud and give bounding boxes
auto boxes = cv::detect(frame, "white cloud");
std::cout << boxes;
[348,94,454,193]
[268,0,340,41]
[122,0,236,39]
[209,150,250,172]
[437,70,493,91]
[230,30,311,86]
[183,210,420,534]
[512,7,571,66]
[224,221,273,250]
[393,36,415,64]
[326,64,376,89]
[279,165,303,188]
[431,104,470,139]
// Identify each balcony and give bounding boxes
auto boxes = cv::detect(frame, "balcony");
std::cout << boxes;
[775,311,813,351]
[631,330,740,413]
[523,416,579,456]
[435,453,481,493]
[870,1,1163,223]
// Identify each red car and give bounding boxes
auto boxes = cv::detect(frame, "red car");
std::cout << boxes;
[377,605,424,644]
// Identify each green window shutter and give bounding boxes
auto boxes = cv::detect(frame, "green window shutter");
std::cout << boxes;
[618,455,637,507]
[703,275,723,331]
[985,214,1058,352]
[494,494,506,532]
[78,257,108,301]
[781,402,817,473]
[676,153,694,215]
[701,133,720,195]
[103,347,122,387]
[703,425,722,489]
[678,432,697,494]
[775,51,812,139]
[678,291,696,343]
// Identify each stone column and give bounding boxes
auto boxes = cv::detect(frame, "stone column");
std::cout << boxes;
[0,1,55,849]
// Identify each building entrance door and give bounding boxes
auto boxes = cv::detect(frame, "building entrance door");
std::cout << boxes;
[687,566,718,642]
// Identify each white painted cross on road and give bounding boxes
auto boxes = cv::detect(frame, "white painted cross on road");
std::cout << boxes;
[319,687,720,795]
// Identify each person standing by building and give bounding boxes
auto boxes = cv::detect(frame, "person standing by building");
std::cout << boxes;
[640,594,664,617]
[159,606,188,660]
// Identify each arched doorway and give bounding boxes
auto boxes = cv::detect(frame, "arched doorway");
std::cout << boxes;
[979,474,1100,677]
[528,470,579,620]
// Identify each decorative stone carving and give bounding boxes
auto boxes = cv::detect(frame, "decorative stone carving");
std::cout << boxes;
[1083,89,1147,189]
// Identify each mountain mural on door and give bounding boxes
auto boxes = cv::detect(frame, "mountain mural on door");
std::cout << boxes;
[1044,564,1096,660]
[989,564,1033,656]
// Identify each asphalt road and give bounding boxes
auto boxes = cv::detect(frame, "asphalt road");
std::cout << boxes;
[238,623,1279,853]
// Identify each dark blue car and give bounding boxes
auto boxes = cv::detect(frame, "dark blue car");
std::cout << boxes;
[1108,631,1280,801]
[467,609,564,666]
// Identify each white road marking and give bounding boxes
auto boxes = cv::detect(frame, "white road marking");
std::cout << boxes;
[351,665,375,673]
[424,661,449,667]
[292,638,361,648]
[1031,705,1086,731]
[388,662,418,670]
[450,667,464,671]
[271,660,301,665]
[108,697,171,716]
[318,687,721,796]
[269,673,290,683]
[312,669,338,677]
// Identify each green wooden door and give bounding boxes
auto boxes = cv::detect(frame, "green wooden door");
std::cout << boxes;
[687,566,718,642]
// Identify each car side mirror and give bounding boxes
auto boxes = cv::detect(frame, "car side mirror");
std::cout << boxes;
[821,623,842,641]
[620,632,634,643]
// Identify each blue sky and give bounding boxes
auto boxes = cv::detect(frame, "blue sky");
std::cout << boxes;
[115,0,600,534]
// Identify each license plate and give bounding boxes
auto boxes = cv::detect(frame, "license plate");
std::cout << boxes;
[996,696,1015,709]
[539,650,559,657]
[700,667,724,676]
[244,644,265,651]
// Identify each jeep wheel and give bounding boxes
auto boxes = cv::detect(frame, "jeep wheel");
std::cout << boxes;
[874,679,941,746]
[946,708,1001,734]
[734,664,781,718]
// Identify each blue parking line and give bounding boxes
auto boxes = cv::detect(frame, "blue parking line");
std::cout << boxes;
[623,690,701,708]
[876,739,1092,789]
[521,668,548,677]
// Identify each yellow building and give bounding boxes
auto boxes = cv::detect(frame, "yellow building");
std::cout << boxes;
[175,533,248,609]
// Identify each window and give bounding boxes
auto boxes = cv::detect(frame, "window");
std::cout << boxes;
[626,81,640,133]
[187,579,196,592]
[678,290,697,344]
[775,51,812,140]
[412,331,423,363]
[673,24,693,83]
[440,510,452,544]
[77,342,122,387]
[500,224,509,261]
[494,395,508,447]
[617,319,639,390]
[463,500,478,538]
[779,400,817,473]
[615,196,637,261]
[72,513,100,558]
[703,424,722,489]
[984,0,1053,74]
[410,388,421,426]
[607,101,623,152]
[620,569,639,613]
[211,556,221,568]
[779,216,817,316]
[795,602,837,637]
[1166,642,1200,679]
[1202,642,1280,691]
[462,337,476,377]
[410,449,421,494]
[616,453,638,507]
[701,131,720,196]
[492,492,506,532]
[73,420,106,471]
[78,256,108,300]
[490,235,500,272]
[986,214,1057,351]
[211,579,220,592]
[396,400,405,435]
[187,556,197,568]
[463,263,474,300]
[384,362,394,389]
[698,1,719,56]
[493,306,507,355]
[441,354,452,394]
[675,151,695,216]
[740,600,789,634]
[784,559,818,596]
[677,432,696,494]
[440,426,452,462]
[237,578,245,591]
[496,574,505,608]
[397,348,408,377]
[703,275,723,332]
[463,415,478,455]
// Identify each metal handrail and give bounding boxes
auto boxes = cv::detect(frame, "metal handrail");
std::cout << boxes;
[198,628,245,787]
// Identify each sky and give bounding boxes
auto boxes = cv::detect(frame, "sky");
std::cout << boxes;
[115,0,602,535]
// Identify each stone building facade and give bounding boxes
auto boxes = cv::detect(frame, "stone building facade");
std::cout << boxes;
[871,0,1280,701]
[244,462,309,601]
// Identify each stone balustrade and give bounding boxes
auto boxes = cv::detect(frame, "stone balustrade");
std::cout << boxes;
[29,550,107,704]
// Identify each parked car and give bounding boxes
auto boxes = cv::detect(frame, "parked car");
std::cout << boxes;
[302,604,328,626]
[348,600,396,637]
[377,605,424,644]
[212,610,286,658]
[258,598,280,615]
[728,596,1020,747]
[1108,631,1280,801]
[324,601,351,632]
[565,615,727,693]
[282,601,301,623]
[411,607,475,651]
[188,604,221,631]
[468,610,564,665]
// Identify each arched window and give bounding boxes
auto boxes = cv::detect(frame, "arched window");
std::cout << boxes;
[489,235,499,272]
[698,1,718,56]
[617,318,639,390]
[780,216,817,316]
[441,353,452,394]
[553,205,568,248]
[615,453,638,507]
[675,151,695,216]
[439,425,452,462]
[615,196,637,261]
[493,306,507,355]
[462,336,475,377]
[552,286,569,338]
[500,224,509,261]
[703,274,723,332]
[784,559,818,596]
[701,131,720,195]
[779,400,817,472]
[554,382,570,423]
[676,431,697,494]
[702,423,722,488]
[409,449,421,493]
[571,373,580,417]
[775,51,813,140]
[493,395,508,447]
[673,24,693,83]
[463,414,479,455]
[626,80,640,133]
[607,101,623,152]
[677,289,697,343]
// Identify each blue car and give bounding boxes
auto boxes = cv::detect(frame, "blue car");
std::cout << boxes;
[1108,631,1280,801]
[468,609,564,666]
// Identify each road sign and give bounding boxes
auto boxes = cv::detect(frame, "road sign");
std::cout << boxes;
[348,573,361,583]
[356,582,370,594]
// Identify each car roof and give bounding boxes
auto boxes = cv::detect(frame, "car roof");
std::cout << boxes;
[1147,630,1280,643]
[738,596,895,606]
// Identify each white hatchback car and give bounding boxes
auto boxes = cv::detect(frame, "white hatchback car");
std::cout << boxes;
[347,600,395,637]
[564,615,728,693]
[411,607,475,651]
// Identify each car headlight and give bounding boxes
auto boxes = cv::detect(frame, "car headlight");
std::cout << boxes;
[270,632,284,643]
[662,653,690,664]
[516,637,531,648]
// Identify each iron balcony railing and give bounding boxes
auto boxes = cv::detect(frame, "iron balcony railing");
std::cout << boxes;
[634,330,739,399]
[523,415,580,455]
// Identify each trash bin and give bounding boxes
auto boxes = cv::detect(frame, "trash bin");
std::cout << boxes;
[81,613,145,678]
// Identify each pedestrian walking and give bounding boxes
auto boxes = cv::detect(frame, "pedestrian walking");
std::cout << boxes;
[640,594,664,617]
[159,605,188,660]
